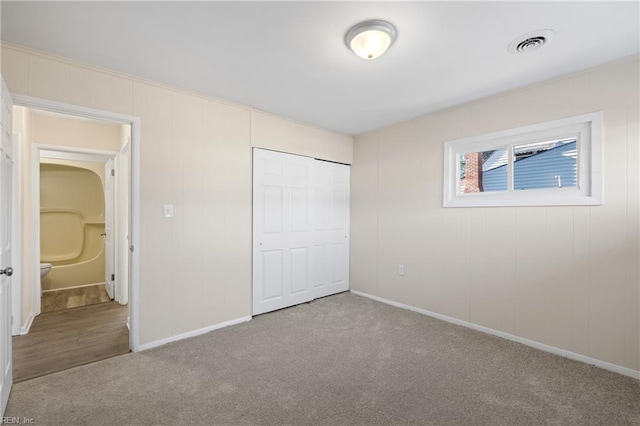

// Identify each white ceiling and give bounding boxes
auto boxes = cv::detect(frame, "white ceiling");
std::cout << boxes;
[2,2,638,135]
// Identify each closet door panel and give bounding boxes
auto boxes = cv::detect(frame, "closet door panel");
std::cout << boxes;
[253,149,349,315]
[311,161,350,299]
[253,149,313,315]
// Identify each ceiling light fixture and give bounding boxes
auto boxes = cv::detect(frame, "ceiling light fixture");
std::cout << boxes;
[345,20,397,60]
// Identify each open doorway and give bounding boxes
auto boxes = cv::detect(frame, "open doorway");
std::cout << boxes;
[11,107,133,382]
[38,147,123,311]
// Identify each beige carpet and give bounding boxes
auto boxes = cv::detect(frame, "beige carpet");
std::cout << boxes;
[6,292,640,425]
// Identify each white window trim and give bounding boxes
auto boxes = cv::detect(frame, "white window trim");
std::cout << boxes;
[443,111,603,208]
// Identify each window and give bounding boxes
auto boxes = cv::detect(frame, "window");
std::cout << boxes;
[443,112,603,207]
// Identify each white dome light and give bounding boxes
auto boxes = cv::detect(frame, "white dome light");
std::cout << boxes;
[345,20,397,60]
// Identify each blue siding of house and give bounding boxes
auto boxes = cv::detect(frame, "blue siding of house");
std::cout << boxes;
[483,141,577,191]
[483,165,507,191]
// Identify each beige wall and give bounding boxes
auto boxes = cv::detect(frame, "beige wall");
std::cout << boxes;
[1,42,353,345]
[12,106,33,326]
[251,110,352,163]
[351,56,640,373]
[32,111,121,152]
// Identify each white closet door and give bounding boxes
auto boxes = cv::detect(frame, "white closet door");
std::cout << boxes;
[311,161,350,299]
[253,149,315,315]
[253,149,350,315]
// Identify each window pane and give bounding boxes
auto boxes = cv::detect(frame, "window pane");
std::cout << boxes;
[513,139,577,190]
[459,147,507,193]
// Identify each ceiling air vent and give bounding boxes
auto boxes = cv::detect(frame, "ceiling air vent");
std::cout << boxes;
[508,29,556,54]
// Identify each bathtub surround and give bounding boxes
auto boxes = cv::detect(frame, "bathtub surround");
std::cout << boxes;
[40,157,106,186]
[39,162,106,291]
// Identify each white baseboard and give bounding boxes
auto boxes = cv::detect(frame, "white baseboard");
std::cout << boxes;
[20,310,35,335]
[350,290,640,380]
[137,316,252,352]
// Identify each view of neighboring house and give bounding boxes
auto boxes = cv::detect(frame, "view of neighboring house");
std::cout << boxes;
[461,139,578,193]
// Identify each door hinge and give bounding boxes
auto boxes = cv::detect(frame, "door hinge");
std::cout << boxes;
[130,245,134,252]
[111,169,115,176]
[111,273,115,281]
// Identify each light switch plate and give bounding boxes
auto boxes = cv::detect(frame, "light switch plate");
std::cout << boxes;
[163,204,174,218]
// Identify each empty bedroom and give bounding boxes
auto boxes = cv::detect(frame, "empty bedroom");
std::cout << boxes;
[0,1,638,425]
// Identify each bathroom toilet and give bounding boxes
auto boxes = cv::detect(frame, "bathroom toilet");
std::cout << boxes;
[40,263,52,278]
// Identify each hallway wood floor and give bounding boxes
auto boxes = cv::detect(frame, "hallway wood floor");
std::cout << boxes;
[41,284,112,313]
[12,302,129,383]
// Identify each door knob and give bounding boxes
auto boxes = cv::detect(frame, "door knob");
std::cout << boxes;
[0,267,13,277]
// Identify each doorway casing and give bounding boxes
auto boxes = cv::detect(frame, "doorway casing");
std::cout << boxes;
[11,94,141,351]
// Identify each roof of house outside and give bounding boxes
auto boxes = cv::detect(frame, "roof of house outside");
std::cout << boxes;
[482,138,577,172]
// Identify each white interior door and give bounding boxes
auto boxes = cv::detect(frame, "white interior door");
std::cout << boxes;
[311,161,350,299]
[253,149,314,315]
[115,143,130,305]
[1,77,14,415]
[10,132,21,337]
[253,149,350,316]
[104,158,115,299]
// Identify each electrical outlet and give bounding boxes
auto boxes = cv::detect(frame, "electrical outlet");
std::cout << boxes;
[163,204,174,218]
[398,264,405,276]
